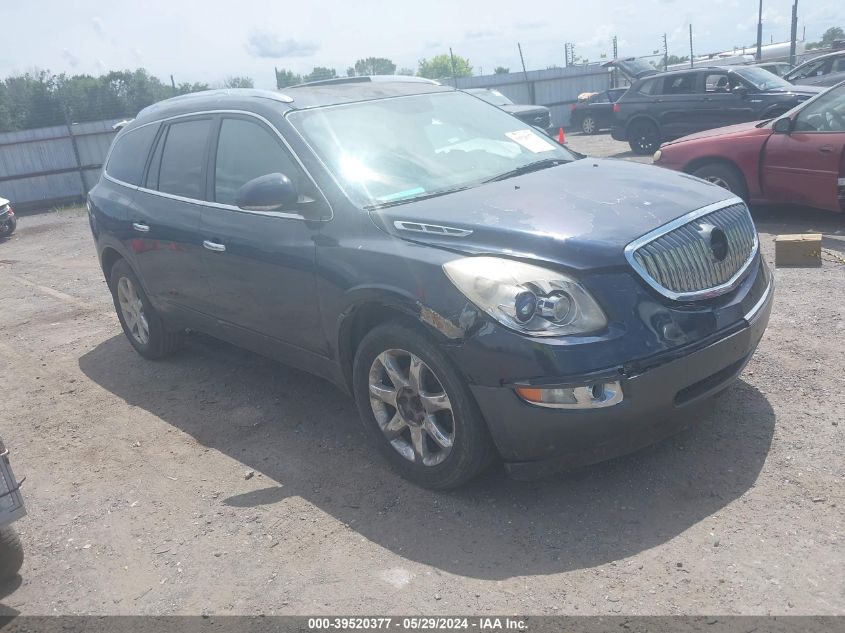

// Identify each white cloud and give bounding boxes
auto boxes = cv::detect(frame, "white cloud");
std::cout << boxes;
[245,31,319,58]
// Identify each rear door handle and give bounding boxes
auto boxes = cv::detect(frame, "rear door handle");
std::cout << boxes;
[819,145,834,153]
[203,240,226,253]
[132,222,150,233]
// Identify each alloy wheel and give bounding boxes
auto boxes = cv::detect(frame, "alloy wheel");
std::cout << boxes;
[368,349,455,467]
[582,117,596,134]
[117,276,150,345]
[702,175,732,192]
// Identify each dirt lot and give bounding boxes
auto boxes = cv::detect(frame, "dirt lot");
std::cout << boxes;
[1,134,843,616]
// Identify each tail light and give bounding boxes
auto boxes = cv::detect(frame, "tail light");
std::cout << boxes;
[570,103,577,111]
[613,103,620,114]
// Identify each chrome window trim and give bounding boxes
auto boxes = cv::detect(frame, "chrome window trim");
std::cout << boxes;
[101,109,333,222]
[624,196,759,301]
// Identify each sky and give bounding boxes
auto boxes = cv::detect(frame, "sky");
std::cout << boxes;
[1,0,842,88]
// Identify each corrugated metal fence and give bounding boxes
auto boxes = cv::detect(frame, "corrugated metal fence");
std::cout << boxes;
[455,64,614,130]
[0,118,121,212]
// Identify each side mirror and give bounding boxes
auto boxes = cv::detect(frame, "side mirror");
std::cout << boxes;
[235,173,299,212]
[732,85,749,98]
[772,117,792,134]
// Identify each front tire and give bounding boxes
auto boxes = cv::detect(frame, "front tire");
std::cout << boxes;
[628,119,661,154]
[0,526,24,582]
[691,162,748,201]
[353,322,495,489]
[109,259,182,360]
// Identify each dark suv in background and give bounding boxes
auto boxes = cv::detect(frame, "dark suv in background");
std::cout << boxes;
[605,59,821,154]
[569,88,627,135]
[88,78,772,488]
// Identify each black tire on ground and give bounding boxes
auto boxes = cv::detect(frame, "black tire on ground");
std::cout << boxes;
[691,162,749,201]
[581,115,598,135]
[0,526,24,582]
[353,321,496,489]
[627,119,661,155]
[0,216,16,238]
[109,258,182,360]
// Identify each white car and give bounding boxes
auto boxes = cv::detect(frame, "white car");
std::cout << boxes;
[0,196,16,238]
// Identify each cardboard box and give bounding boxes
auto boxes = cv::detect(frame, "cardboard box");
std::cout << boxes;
[775,233,822,267]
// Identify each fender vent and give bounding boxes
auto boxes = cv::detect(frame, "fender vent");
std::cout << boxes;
[393,221,473,237]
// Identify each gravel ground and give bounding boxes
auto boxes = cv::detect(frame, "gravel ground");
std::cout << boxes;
[0,133,843,616]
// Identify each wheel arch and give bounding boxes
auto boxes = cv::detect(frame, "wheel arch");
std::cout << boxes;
[336,293,466,393]
[682,156,750,198]
[625,114,661,135]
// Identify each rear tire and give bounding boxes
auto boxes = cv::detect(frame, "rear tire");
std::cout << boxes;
[627,119,661,155]
[353,322,496,489]
[0,526,24,582]
[691,162,749,201]
[0,216,16,238]
[109,259,182,360]
[581,115,598,135]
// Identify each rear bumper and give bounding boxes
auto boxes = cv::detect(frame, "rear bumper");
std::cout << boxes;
[470,274,773,481]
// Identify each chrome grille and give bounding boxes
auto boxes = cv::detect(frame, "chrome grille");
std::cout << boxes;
[625,199,759,300]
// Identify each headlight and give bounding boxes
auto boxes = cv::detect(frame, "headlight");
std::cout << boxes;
[652,149,662,162]
[442,257,607,337]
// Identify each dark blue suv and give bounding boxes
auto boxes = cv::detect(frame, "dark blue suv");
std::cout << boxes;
[88,77,773,488]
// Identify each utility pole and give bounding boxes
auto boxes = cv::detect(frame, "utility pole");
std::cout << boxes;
[756,0,764,60]
[564,43,570,67]
[448,47,458,88]
[689,24,694,68]
[663,33,669,70]
[612,36,619,88]
[170,74,176,94]
[517,42,534,104]
[789,1,798,66]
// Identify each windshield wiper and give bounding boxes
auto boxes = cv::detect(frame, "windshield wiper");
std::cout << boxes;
[364,185,472,210]
[483,158,565,183]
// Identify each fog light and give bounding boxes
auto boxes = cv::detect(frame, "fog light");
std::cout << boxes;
[653,149,662,162]
[515,381,623,409]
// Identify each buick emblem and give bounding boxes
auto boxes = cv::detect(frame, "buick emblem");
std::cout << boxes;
[697,223,729,262]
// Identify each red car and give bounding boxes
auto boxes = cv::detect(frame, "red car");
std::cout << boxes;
[654,81,845,213]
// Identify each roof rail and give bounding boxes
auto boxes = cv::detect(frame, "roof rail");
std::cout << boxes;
[291,75,441,88]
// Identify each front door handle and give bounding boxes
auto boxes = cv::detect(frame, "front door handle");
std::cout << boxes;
[132,222,150,233]
[819,145,833,153]
[203,240,226,253]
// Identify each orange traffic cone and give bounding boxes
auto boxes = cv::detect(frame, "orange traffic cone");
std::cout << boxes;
[558,127,566,144]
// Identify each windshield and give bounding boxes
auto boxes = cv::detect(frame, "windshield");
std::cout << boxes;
[289,91,576,208]
[733,66,793,91]
[471,89,514,106]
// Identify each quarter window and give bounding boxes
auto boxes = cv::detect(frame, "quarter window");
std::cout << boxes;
[638,79,660,95]
[213,118,308,207]
[106,124,158,186]
[157,119,212,199]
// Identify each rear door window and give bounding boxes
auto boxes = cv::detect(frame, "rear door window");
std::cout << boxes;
[156,118,212,199]
[662,73,697,95]
[638,79,660,95]
[106,124,158,186]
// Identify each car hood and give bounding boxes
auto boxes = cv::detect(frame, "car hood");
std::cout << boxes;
[370,158,736,271]
[661,120,772,145]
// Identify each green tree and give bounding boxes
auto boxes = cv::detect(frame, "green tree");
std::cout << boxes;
[417,53,472,79]
[397,67,415,76]
[353,57,396,76]
[302,67,337,83]
[274,68,302,88]
[494,66,510,74]
[665,54,690,66]
[808,26,844,50]
[223,76,254,89]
